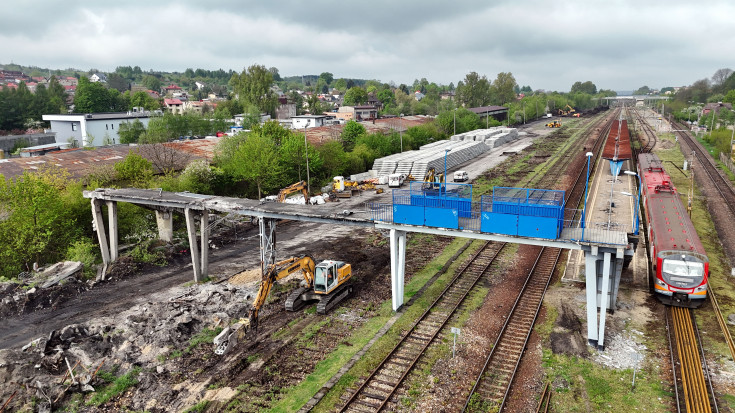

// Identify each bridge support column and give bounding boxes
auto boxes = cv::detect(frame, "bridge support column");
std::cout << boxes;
[91,199,111,276]
[585,250,598,346]
[390,229,406,311]
[259,218,277,274]
[185,208,209,282]
[584,247,625,350]
[155,210,174,242]
[106,201,118,261]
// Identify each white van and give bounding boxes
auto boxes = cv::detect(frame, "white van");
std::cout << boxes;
[388,173,406,188]
[453,170,469,182]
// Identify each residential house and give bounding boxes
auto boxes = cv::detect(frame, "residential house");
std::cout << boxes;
[195,81,206,90]
[275,97,296,120]
[163,84,183,97]
[42,111,152,147]
[89,73,107,83]
[702,102,733,116]
[184,100,216,114]
[338,105,378,121]
[440,91,455,100]
[164,98,184,114]
[414,91,425,101]
[291,115,328,129]
[58,77,78,87]
[367,95,383,110]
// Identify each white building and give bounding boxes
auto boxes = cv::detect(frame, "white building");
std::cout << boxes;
[291,114,328,129]
[42,111,152,147]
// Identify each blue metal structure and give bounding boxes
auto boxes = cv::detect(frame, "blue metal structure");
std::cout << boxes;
[392,182,473,229]
[480,187,565,239]
[609,160,623,177]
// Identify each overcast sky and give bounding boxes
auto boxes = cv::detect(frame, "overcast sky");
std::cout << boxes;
[2,1,733,92]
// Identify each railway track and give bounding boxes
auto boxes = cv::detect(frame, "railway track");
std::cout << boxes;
[671,122,735,218]
[462,246,560,412]
[338,241,506,412]
[631,107,658,153]
[339,109,618,412]
[461,110,618,411]
[668,306,718,413]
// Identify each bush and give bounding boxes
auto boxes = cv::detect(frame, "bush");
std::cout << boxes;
[114,151,153,185]
[179,160,215,194]
[66,238,99,279]
[129,239,166,266]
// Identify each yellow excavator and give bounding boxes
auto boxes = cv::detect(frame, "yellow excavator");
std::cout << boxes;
[248,256,353,330]
[422,167,445,190]
[277,181,309,203]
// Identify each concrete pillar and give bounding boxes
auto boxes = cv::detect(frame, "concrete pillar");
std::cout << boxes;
[185,208,202,282]
[155,210,174,242]
[597,252,612,350]
[200,211,209,280]
[584,250,599,346]
[390,228,407,311]
[91,199,110,272]
[106,201,118,261]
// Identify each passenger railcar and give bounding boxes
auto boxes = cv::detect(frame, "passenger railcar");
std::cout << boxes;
[638,153,708,307]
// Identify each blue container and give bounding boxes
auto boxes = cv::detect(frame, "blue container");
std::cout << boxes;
[425,207,459,229]
[481,212,518,235]
[518,215,559,239]
[393,204,424,226]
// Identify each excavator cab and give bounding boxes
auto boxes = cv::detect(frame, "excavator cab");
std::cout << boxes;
[314,260,349,294]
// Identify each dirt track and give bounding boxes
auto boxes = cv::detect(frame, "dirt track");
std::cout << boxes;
[0,220,356,350]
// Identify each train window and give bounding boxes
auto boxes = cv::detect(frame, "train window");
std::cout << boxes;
[663,259,704,277]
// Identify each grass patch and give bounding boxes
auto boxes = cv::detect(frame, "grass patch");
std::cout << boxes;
[267,238,478,412]
[542,351,669,412]
[183,400,210,413]
[186,327,223,353]
[87,366,141,406]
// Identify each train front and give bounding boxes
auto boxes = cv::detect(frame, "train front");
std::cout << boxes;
[654,251,709,308]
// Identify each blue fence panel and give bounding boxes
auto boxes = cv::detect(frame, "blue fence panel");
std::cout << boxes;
[481,212,518,235]
[518,215,560,239]
[425,207,459,229]
[393,204,424,226]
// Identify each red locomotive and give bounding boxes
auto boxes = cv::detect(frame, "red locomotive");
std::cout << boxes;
[638,153,708,307]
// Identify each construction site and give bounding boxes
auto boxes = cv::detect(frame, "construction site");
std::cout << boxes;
[2,111,735,413]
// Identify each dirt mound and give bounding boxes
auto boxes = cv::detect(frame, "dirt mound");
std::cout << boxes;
[549,303,589,358]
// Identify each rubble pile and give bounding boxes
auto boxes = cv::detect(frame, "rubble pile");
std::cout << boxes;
[0,282,254,411]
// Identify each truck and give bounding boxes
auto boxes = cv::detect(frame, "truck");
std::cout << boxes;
[453,170,469,182]
[388,173,407,188]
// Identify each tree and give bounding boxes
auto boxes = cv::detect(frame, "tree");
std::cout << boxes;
[129,90,159,110]
[217,132,282,198]
[435,108,481,135]
[315,141,346,179]
[633,86,652,95]
[0,167,83,277]
[74,77,115,113]
[377,89,395,108]
[456,72,491,108]
[229,64,278,116]
[107,73,128,92]
[319,72,334,86]
[712,68,733,89]
[334,78,348,92]
[142,75,162,92]
[492,72,517,105]
[341,120,366,150]
[118,119,147,144]
[343,87,368,106]
[570,81,597,95]
[306,93,325,114]
[268,67,282,82]
[114,150,154,185]
[279,133,322,184]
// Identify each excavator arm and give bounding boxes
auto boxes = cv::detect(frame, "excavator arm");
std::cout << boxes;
[248,256,316,329]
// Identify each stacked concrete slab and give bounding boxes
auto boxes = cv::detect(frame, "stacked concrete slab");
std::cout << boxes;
[367,127,519,180]
[451,127,519,148]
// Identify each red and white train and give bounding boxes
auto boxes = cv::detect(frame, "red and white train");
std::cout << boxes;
[638,153,709,308]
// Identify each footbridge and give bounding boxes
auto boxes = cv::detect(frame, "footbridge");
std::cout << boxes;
[84,177,636,349]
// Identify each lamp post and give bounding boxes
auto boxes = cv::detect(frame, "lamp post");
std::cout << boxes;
[453,108,457,136]
[623,170,641,235]
[444,148,452,195]
[304,126,310,195]
[400,113,404,152]
[581,152,593,241]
